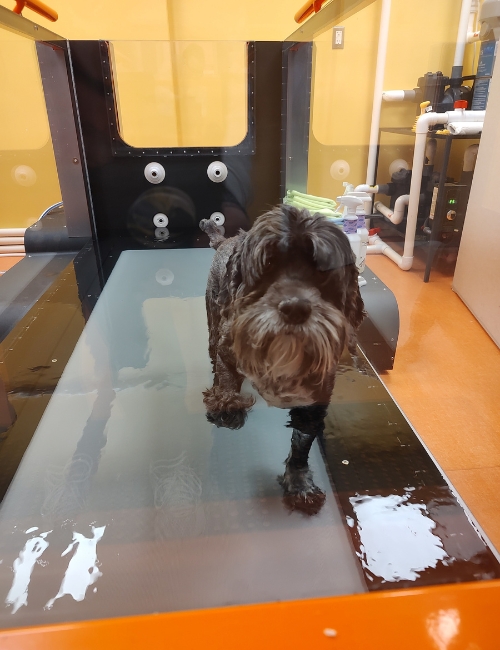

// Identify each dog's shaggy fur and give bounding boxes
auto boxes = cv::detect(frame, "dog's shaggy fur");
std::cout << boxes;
[200,205,365,512]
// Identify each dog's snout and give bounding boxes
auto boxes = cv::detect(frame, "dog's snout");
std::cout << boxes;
[278,297,312,324]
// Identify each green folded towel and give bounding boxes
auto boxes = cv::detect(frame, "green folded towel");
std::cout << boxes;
[283,190,342,221]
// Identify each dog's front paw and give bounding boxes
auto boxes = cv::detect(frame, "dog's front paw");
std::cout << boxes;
[206,408,248,430]
[278,465,326,515]
[202,386,255,430]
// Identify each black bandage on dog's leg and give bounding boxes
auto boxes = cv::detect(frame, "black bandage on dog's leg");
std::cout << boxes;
[202,354,255,430]
[287,404,329,438]
[278,405,328,515]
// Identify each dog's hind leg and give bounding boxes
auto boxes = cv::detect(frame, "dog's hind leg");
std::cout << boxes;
[206,295,219,374]
[279,404,328,515]
[203,350,255,430]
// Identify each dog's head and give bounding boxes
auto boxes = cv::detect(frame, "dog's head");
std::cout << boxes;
[221,205,365,407]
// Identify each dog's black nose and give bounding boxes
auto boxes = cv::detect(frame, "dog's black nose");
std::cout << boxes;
[278,297,312,324]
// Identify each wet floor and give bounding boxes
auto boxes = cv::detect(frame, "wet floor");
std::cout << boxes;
[0,248,498,629]
[0,249,364,629]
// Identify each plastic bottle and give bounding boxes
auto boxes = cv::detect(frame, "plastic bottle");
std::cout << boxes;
[337,195,362,271]
[345,192,370,274]
[346,190,372,226]
[357,217,369,276]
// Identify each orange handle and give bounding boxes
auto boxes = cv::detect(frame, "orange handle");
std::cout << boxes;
[12,0,58,22]
[294,1,315,23]
[294,0,327,23]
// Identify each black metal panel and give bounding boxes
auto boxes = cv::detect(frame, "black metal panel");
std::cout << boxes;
[246,41,284,221]
[36,41,92,238]
[99,41,256,158]
[0,254,76,343]
[67,40,284,245]
[282,41,312,195]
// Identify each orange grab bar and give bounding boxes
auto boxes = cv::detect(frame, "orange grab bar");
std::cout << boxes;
[294,0,327,23]
[12,0,58,22]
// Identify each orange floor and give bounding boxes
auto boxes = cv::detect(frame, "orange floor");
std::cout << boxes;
[0,256,22,275]
[366,246,500,553]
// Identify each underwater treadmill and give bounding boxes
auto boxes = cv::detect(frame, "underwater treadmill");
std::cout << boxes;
[0,7,499,646]
[0,244,498,633]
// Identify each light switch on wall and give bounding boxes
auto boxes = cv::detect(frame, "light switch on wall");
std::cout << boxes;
[332,26,344,49]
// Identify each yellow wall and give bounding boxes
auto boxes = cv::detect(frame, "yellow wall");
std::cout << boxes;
[0,0,171,40]
[0,33,62,228]
[308,0,482,200]
[0,0,484,228]
[0,0,301,40]
[0,0,299,228]
[112,41,248,148]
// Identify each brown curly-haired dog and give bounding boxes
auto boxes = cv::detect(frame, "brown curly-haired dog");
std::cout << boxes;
[200,205,364,512]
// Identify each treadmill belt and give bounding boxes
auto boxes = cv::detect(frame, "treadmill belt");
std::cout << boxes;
[0,249,364,629]
[0,248,497,630]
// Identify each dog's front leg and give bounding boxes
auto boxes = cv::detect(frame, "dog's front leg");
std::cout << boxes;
[202,348,255,430]
[279,404,328,514]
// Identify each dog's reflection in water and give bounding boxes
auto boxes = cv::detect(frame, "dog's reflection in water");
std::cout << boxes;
[150,453,205,539]
[42,455,95,518]
[200,205,365,515]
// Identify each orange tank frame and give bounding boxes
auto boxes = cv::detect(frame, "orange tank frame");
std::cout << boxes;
[294,0,328,24]
[0,579,499,649]
[12,0,57,23]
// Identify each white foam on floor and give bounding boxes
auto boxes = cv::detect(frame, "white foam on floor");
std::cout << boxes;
[45,526,106,610]
[350,493,448,581]
[6,531,52,614]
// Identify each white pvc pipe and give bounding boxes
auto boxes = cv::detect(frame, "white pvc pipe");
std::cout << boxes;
[454,0,474,69]
[394,195,410,224]
[382,245,405,265]
[467,0,480,42]
[402,109,485,269]
[0,237,24,246]
[0,228,26,237]
[374,201,393,220]
[403,119,445,270]
[0,245,25,254]
[467,30,481,43]
[382,89,416,102]
[382,90,405,101]
[371,109,485,271]
[374,194,409,225]
[367,234,405,266]
[366,0,392,186]
[354,184,379,193]
[441,109,486,122]
[448,121,483,135]
[0,253,25,258]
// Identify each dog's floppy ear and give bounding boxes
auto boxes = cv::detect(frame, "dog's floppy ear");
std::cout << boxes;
[343,265,366,354]
[305,217,356,272]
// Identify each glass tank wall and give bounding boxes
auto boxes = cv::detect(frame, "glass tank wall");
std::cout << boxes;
[0,0,499,634]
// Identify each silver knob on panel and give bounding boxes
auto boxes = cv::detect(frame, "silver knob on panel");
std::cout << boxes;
[144,162,166,184]
[153,213,169,227]
[155,227,170,241]
[210,212,225,226]
[207,161,228,183]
